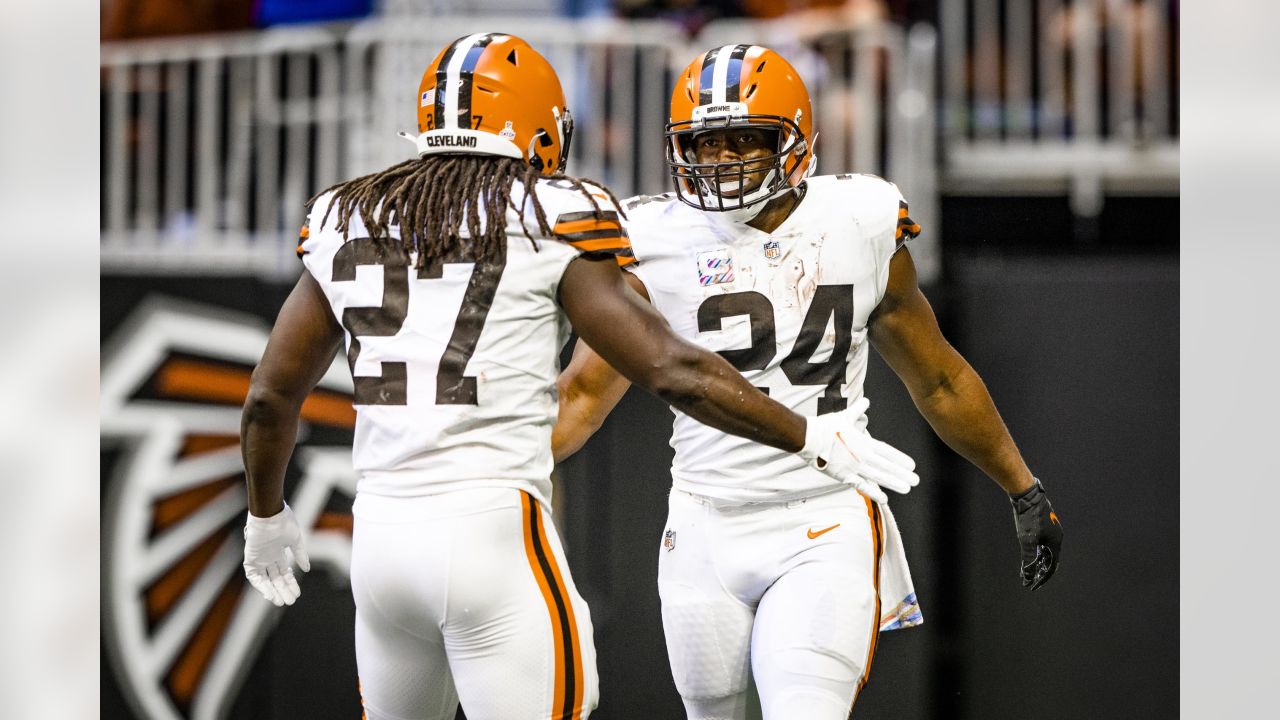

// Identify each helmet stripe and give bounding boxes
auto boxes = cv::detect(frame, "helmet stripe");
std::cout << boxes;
[723,44,750,103]
[438,33,496,130]
[455,33,498,130]
[710,46,733,104]
[711,47,732,103]
[697,46,722,106]
[432,39,463,131]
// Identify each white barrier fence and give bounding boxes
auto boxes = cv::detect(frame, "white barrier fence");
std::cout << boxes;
[940,0,1178,215]
[101,16,940,280]
[101,27,346,276]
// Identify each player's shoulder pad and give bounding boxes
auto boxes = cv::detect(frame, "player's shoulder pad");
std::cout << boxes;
[823,172,903,200]
[618,191,690,236]
[823,173,920,244]
[616,192,691,264]
[621,191,678,216]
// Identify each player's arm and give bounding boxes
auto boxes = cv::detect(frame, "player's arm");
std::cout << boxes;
[868,247,1032,494]
[551,273,647,463]
[242,271,344,516]
[559,254,919,503]
[868,247,1062,588]
[560,255,803,451]
[239,271,343,606]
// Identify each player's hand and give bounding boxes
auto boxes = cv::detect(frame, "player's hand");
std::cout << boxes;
[243,502,312,606]
[1009,479,1062,590]
[798,397,919,504]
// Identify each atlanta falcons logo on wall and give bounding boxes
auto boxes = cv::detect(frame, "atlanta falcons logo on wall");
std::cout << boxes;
[101,297,358,720]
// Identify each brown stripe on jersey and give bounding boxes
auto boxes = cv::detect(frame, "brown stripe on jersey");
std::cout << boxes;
[555,209,622,224]
[297,224,311,258]
[582,246,637,268]
[553,209,633,268]
[556,228,627,242]
[896,200,921,242]
[521,492,584,719]
[852,497,885,711]
[568,240,635,268]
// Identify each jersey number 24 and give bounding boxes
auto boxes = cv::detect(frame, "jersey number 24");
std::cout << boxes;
[698,285,853,415]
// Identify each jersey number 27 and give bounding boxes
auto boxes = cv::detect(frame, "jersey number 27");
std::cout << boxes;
[331,237,504,406]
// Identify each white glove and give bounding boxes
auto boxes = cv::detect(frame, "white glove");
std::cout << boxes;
[243,502,311,607]
[798,397,919,504]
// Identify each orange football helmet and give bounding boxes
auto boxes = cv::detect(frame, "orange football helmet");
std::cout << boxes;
[405,33,574,174]
[666,44,816,211]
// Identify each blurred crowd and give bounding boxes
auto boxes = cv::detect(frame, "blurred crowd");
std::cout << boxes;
[102,0,375,40]
[102,0,911,40]
[613,0,901,35]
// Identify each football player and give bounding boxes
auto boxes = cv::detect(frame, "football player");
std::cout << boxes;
[239,34,919,720]
[552,44,1064,719]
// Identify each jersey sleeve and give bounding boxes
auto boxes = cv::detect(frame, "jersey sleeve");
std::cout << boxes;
[860,178,920,307]
[548,185,636,268]
[296,223,311,260]
[296,191,337,280]
[895,197,921,249]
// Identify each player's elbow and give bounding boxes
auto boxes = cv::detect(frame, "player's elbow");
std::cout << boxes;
[640,348,709,408]
[557,397,605,447]
[242,372,303,428]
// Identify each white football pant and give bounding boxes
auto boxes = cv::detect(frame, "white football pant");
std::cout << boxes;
[351,487,598,720]
[658,487,886,720]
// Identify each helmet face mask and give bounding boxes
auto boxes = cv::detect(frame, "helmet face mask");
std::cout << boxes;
[666,114,806,212]
[666,45,816,214]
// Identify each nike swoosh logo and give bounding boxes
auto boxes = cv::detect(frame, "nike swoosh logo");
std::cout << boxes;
[834,432,862,462]
[807,523,841,539]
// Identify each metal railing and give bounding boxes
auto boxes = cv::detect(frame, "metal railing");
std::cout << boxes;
[101,16,939,280]
[101,27,347,276]
[940,0,1178,215]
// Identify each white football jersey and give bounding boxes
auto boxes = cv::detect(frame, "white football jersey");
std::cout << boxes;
[625,174,920,503]
[300,177,633,505]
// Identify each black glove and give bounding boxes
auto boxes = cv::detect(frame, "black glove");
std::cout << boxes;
[1009,479,1062,591]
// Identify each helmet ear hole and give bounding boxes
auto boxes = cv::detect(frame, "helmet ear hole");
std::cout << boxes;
[526,130,556,174]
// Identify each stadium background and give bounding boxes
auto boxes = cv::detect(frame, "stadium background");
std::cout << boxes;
[100,1,1178,718]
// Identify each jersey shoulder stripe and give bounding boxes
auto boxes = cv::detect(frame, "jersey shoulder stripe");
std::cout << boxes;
[896,200,921,244]
[296,224,310,258]
[552,209,635,267]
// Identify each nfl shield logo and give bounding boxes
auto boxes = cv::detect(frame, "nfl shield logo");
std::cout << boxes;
[663,529,677,551]
[763,239,781,260]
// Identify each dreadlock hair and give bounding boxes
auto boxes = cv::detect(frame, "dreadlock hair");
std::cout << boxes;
[308,154,625,269]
